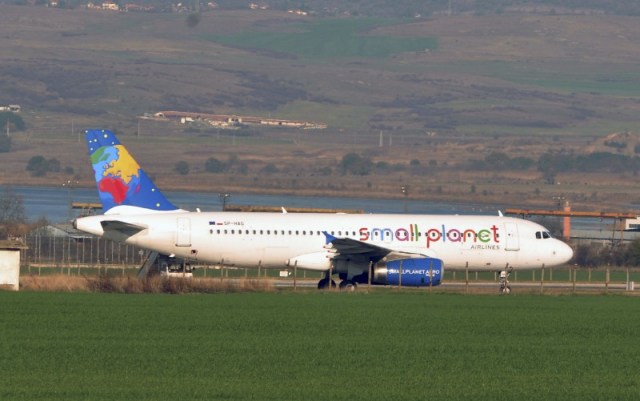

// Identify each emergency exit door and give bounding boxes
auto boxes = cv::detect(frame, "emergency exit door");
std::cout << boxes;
[504,222,520,251]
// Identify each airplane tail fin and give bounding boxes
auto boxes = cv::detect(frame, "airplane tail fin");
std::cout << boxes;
[84,129,179,214]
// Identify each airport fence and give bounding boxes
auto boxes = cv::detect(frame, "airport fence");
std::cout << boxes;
[17,232,640,292]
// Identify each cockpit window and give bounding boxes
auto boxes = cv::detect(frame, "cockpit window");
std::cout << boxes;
[536,231,552,239]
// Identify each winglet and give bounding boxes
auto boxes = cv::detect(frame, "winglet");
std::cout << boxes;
[85,129,179,214]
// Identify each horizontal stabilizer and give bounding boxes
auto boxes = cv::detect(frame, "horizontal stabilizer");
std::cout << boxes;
[101,220,146,237]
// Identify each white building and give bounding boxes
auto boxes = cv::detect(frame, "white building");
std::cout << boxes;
[0,240,27,291]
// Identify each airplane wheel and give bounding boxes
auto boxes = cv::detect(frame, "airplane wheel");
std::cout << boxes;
[317,278,329,289]
[317,278,337,290]
[339,280,357,291]
[500,286,511,295]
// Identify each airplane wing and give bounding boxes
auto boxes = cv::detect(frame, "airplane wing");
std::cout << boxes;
[323,232,430,262]
[101,220,147,237]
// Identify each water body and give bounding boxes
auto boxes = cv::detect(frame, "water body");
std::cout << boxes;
[2,185,601,231]
[4,185,506,222]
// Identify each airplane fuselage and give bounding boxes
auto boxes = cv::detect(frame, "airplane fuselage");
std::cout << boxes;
[75,211,573,271]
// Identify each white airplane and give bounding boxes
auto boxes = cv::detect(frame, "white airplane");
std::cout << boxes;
[74,129,573,291]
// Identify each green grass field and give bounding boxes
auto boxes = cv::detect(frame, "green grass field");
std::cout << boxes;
[207,18,437,60]
[1,292,639,400]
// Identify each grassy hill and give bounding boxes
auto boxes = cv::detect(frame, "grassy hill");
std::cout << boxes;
[1,5,640,211]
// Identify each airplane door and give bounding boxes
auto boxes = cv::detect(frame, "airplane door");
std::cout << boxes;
[176,217,191,247]
[504,222,520,251]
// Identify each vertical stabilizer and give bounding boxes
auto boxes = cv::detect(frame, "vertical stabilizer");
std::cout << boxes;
[85,129,179,213]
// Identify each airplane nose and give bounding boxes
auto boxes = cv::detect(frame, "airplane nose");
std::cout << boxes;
[555,241,573,264]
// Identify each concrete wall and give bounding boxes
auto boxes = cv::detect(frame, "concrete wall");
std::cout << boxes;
[0,250,20,291]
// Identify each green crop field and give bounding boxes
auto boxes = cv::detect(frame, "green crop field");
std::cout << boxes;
[207,18,437,60]
[1,291,639,401]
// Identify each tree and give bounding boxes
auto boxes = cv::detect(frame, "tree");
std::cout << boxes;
[624,239,640,266]
[0,187,25,239]
[340,153,372,175]
[175,161,190,175]
[26,156,49,177]
[0,134,10,153]
[47,158,61,173]
[261,163,279,174]
[26,156,64,176]
[204,157,226,173]
[0,112,26,132]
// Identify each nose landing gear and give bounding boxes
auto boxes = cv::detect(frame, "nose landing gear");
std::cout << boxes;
[499,267,513,295]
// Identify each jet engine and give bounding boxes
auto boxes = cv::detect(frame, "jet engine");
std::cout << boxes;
[371,257,443,286]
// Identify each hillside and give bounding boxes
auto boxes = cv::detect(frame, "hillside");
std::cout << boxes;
[1,5,640,212]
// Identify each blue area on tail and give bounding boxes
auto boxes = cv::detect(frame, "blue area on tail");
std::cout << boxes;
[85,129,178,212]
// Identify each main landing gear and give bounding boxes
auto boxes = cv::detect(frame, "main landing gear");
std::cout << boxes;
[317,275,336,290]
[338,280,357,291]
[499,268,512,295]
[317,273,357,291]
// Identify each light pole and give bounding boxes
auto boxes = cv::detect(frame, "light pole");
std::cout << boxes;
[401,186,409,213]
[62,179,79,221]
[219,193,231,211]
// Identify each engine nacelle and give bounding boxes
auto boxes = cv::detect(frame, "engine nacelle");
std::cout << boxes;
[372,257,443,287]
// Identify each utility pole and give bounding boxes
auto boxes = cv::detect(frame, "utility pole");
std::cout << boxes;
[401,186,409,213]
[219,193,231,211]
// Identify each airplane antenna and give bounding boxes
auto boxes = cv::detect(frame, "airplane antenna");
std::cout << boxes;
[498,210,504,217]
[281,207,288,214]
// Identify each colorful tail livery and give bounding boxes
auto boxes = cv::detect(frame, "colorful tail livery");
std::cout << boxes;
[85,129,179,213]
